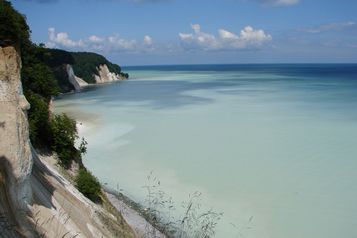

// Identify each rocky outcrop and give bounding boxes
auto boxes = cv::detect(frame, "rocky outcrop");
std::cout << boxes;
[94,64,126,84]
[66,64,89,91]
[0,46,33,237]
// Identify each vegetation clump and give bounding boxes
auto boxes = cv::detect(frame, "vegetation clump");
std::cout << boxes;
[75,169,101,202]
[49,113,81,168]
[26,92,51,146]
[142,172,223,238]
[0,0,30,49]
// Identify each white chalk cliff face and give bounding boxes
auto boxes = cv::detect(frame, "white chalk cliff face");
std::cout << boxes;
[66,64,88,91]
[67,64,125,91]
[94,64,125,83]
[0,46,33,236]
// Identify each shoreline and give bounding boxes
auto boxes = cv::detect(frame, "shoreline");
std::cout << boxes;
[67,109,167,237]
[104,188,166,238]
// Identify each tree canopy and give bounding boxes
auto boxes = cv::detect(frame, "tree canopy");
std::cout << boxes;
[0,0,31,50]
[71,52,123,83]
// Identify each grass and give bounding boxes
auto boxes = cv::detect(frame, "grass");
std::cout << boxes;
[105,171,223,238]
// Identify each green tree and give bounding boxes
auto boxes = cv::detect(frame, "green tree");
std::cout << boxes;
[0,0,31,49]
[26,92,51,146]
[49,113,79,167]
[21,45,60,99]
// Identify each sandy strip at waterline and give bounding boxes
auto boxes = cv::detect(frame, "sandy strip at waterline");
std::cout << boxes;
[106,192,166,238]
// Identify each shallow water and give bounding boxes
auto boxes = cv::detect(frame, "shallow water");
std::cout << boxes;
[54,64,357,238]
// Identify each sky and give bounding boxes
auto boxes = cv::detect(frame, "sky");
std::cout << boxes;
[11,0,357,66]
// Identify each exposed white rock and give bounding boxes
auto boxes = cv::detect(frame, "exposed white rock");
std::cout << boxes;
[30,153,135,238]
[66,64,88,91]
[0,46,33,236]
[94,64,124,83]
[67,63,125,90]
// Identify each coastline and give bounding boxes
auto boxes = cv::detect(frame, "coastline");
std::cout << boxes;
[70,113,167,237]
[104,189,166,238]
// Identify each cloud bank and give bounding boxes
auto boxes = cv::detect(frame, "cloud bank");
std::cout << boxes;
[46,28,153,52]
[179,24,272,51]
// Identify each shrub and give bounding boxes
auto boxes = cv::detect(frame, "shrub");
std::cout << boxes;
[49,113,79,167]
[26,92,51,146]
[75,169,101,202]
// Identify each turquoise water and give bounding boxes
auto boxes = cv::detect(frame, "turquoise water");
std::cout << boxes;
[54,64,357,238]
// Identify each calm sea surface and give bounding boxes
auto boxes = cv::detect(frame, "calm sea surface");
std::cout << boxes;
[54,64,357,238]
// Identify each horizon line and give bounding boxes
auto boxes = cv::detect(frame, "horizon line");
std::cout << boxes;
[122,62,357,68]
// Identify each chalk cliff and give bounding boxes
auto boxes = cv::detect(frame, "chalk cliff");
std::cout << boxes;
[66,63,126,91]
[66,64,89,91]
[94,64,126,83]
[0,46,33,237]
[0,46,135,238]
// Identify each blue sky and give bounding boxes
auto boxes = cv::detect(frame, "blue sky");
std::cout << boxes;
[12,0,357,65]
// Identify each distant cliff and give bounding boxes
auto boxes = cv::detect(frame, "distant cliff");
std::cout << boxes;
[38,48,129,92]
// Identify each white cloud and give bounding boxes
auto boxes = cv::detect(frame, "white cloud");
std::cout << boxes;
[179,24,272,51]
[88,35,104,43]
[219,29,239,40]
[48,27,84,48]
[107,35,136,50]
[46,28,153,52]
[144,35,153,45]
[258,0,299,6]
[273,0,299,6]
[301,21,356,34]
[191,23,201,33]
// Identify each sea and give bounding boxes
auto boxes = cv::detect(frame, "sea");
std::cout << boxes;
[54,64,357,238]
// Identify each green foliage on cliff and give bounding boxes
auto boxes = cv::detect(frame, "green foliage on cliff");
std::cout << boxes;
[71,52,123,83]
[49,114,80,167]
[0,0,31,50]
[41,48,75,67]
[26,92,51,146]
[21,45,60,99]
[75,169,101,202]
[41,48,76,92]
